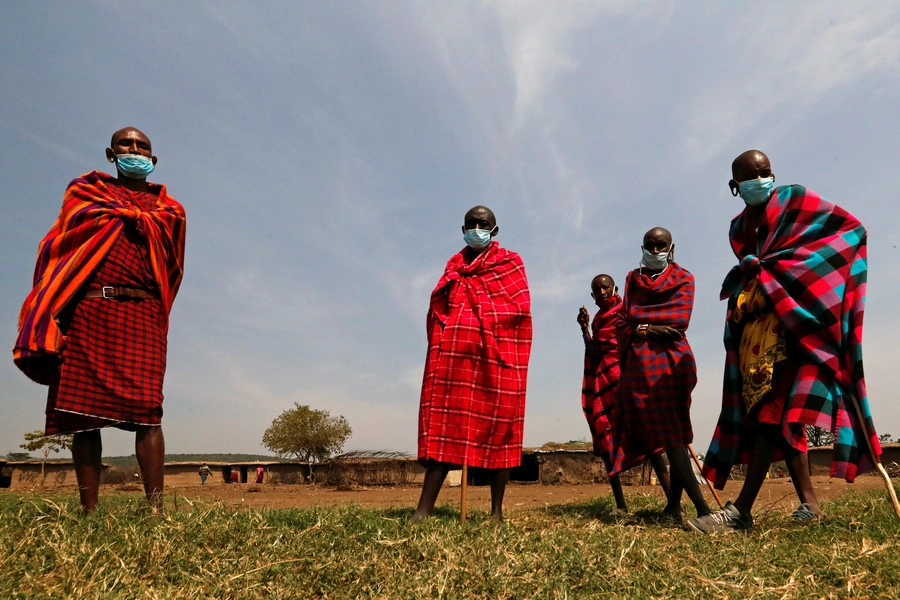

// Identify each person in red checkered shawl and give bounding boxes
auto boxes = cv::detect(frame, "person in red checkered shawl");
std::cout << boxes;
[690,150,877,534]
[577,274,672,513]
[14,127,185,513]
[412,206,532,522]
[609,227,713,525]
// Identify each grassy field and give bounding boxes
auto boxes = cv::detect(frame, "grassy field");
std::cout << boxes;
[1,488,898,599]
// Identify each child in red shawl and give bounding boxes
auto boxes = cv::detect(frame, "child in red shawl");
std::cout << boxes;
[578,274,671,512]
[413,206,532,522]
[610,228,712,524]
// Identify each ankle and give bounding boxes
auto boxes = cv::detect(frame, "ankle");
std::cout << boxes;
[733,503,752,520]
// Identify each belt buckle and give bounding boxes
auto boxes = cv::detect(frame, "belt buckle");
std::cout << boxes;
[101,286,116,299]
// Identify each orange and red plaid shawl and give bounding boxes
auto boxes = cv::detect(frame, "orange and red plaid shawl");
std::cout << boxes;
[418,241,532,469]
[14,171,185,384]
[702,185,878,488]
[581,295,622,459]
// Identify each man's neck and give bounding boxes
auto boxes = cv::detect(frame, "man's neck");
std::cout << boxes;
[642,264,669,280]
[463,243,492,264]
[114,174,150,193]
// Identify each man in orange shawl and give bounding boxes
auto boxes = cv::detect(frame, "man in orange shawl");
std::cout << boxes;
[413,206,532,522]
[14,127,185,512]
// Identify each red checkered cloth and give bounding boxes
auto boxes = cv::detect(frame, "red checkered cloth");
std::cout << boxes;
[14,171,184,385]
[702,185,878,488]
[609,263,696,475]
[581,296,622,459]
[45,187,168,434]
[418,241,532,469]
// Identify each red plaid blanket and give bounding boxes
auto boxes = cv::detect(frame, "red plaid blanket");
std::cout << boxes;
[581,296,622,459]
[418,242,532,469]
[14,171,185,385]
[702,185,878,488]
[609,264,696,475]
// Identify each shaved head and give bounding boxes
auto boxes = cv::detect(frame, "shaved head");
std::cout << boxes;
[590,273,617,306]
[592,274,614,288]
[643,227,672,247]
[730,149,774,196]
[110,127,151,151]
[105,127,157,187]
[464,205,496,229]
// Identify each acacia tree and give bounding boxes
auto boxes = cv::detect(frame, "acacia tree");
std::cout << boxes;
[262,404,352,463]
[20,430,74,479]
[805,425,834,448]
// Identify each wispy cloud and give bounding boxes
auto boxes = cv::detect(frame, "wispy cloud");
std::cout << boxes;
[683,6,900,164]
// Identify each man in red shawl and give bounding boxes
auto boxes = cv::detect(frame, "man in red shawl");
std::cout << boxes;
[412,206,532,522]
[610,228,712,524]
[577,274,671,512]
[690,150,879,534]
[14,127,186,513]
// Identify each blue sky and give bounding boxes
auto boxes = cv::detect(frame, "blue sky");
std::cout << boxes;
[2,2,899,459]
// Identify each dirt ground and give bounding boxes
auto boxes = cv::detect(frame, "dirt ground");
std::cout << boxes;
[108,475,887,514]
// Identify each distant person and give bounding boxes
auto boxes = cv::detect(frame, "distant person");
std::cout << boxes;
[13,127,185,514]
[413,206,532,522]
[199,463,212,486]
[691,150,880,533]
[256,465,265,484]
[577,274,671,512]
[609,227,712,525]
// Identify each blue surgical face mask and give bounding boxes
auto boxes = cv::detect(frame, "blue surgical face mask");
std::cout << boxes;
[115,154,155,179]
[463,227,495,250]
[641,247,669,272]
[738,177,775,206]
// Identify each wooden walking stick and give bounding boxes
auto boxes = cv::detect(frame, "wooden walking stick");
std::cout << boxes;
[460,463,468,522]
[848,395,900,520]
[688,444,724,509]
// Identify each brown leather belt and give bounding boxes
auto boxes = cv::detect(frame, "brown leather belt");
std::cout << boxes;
[84,286,158,300]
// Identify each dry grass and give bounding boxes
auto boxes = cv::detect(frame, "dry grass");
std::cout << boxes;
[1,488,898,598]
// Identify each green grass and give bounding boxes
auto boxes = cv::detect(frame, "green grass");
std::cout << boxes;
[0,489,898,599]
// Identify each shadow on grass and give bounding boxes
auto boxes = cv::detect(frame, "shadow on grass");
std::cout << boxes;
[380,504,506,526]
[539,494,687,527]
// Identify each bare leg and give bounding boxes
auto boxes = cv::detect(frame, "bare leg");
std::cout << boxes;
[733,427,779,519]
[782,444,822,516]
[488,468,511,521]
[135,426,165,512]
[667,446,711,517]
[412,461,451,522]
[72,430,102,513]
[603,457,627,511]
[649,453,673,496]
